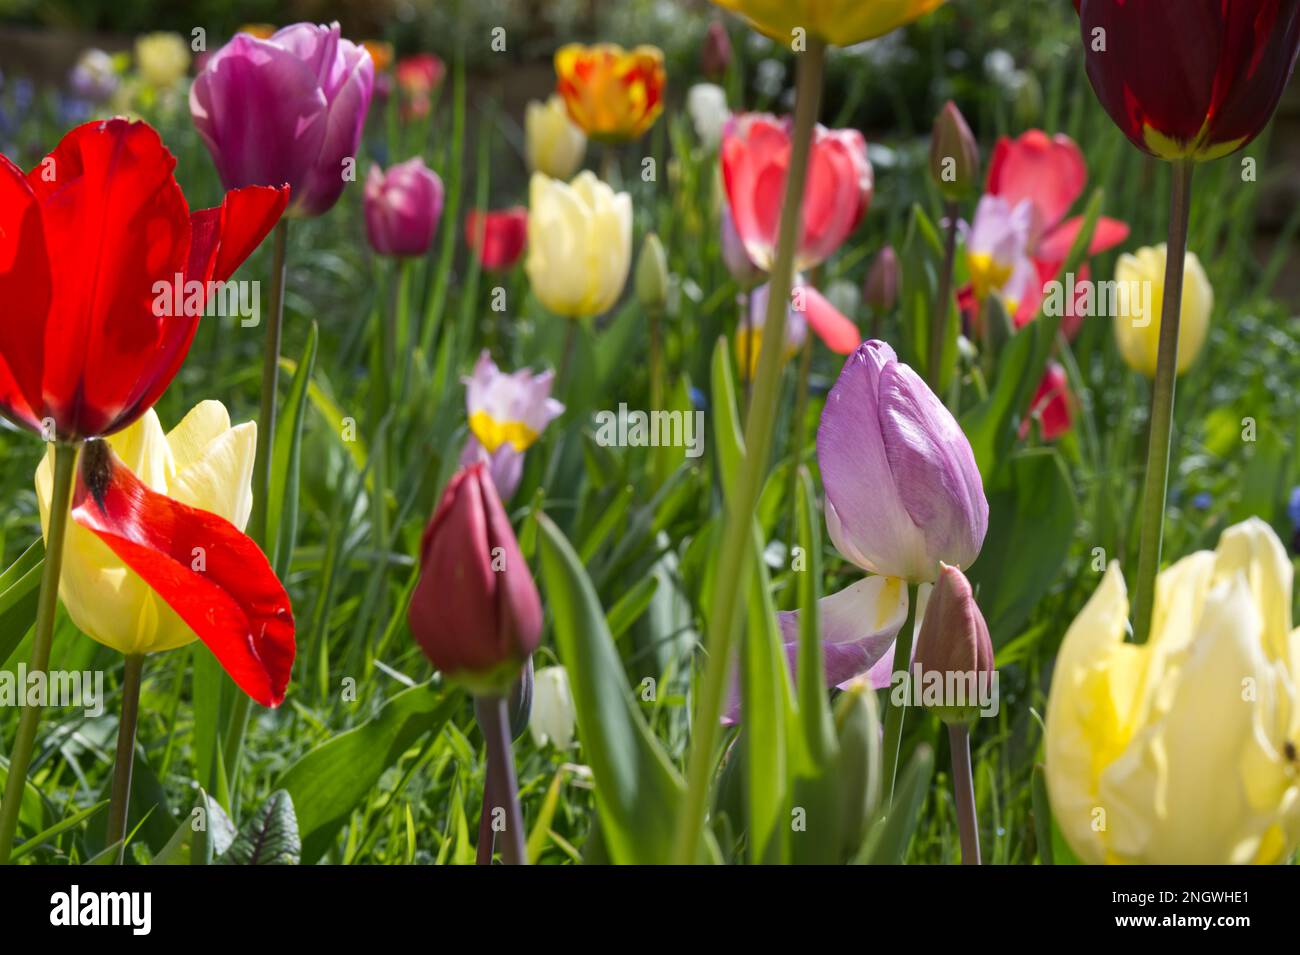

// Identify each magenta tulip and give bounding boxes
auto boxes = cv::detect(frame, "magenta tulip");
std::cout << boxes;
[364,158,444,257]
[408,463,542,693]
[190,21,375,218]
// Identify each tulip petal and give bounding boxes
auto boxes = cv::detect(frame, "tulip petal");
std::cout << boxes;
[986,131,1087,234]
[1038,215,1130,265]
[799,284,861,355]
[188,184,290,285]
[0,153,52,431]
[71,440,294,706]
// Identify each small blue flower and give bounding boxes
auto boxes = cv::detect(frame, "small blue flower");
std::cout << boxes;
[1190,492,1212,511]
[688,386,708,411]
[1287,486,1300,530]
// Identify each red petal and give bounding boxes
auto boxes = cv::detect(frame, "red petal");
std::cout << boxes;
[187,184,290,286]
[1038,215,1130,264]
[0,153,51,432]
[71,440,295,706]
[984,130,1086,233]
[801,284,861,355]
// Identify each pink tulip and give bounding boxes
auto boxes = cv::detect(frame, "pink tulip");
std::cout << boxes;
[408,463,542,692]
[190,22,375,218]
[721,112,872,272]
[364,158,444,257]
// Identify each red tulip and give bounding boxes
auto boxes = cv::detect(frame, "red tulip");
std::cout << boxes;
[72,439,295,706]
[396,53,445,121]
[408,463,542,693]
[721,112,872,273]
[1074,0,1300,161]
[0,119,288,441]
[465,207,528,271]
[1020,362,1072,442]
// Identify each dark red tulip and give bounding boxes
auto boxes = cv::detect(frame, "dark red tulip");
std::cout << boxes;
[408,463,542,693]
[0,119,288,441]
[72,440,295,706]
[465,207,528,272]
[700,20,733,80]
[1075,0,1300,160]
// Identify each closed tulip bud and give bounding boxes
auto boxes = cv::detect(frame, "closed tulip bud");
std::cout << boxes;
[525,94,587,181]
[635,233,669,312]
[364,158,444,257]
[818,341,988,582]
[529,665,576,749]
[913,564,993,724]
[700,21,732,79]
[1113,244,1212,379]
[930,100,980,201]
[408,463,543,694]
[1047,518,1300,864]
[525,171,632,318]
[863,245,900,313]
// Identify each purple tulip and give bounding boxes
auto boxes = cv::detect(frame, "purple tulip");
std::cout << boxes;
[364,158,444,257]
[190,22,374,218]
[818,340,988,582]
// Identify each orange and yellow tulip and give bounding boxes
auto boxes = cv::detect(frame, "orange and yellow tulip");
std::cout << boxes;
[554,43,665,142]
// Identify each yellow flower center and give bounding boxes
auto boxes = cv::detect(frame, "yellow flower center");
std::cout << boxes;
[469,410,539,454]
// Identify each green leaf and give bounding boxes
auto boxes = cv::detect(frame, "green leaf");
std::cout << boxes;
[0,538,43,669]
[605,572,659,640]
[968,449,1079,644]
[277,681,459,864]
[536,513,686,864]
[268,321,318,578]
[857,743,934,864]
[10,800,108,863]
[710,336,746,502]
[834,684,882,860]
[1032,763,1054,865]
[217,790,300,865]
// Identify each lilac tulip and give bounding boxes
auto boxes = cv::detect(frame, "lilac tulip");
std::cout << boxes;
[364,158,444,257]
[818,340,988,583]
[459,352,564,501]
[190,22,374,218]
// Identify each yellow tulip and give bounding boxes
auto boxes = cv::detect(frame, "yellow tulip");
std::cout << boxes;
[35,401,256,656]
[1045,518,1300,864]
[134,32,191,88]
[525,171,632,318]
[1113,243,1212,378]
[554,43,665,142]
[711,0,945,48]
[525,94,587,181]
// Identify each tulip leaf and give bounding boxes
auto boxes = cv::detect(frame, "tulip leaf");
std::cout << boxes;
[9,800,108,863]
[276,681,460,864]
[794,468,835,768]
[710,336,746,501]
[833,685,882,861]
[536,512,688,864]
[0,538,42,669]
[856,743,933,864]
[1031,763,1054,865]
[217,790,300,865]
[968,448,1078,645]
[268,321,318,579]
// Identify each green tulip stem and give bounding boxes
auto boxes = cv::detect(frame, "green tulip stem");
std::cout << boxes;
[106,654,145,864]
[0,440,78,864]
[649,304,664,413]
[475,694,527,864]
[948,721,981,865]
[225,217,290,799]
[673,37,827,865]
[880,582,919,807]
[1132,160,1194,646]
[929,199,959,393]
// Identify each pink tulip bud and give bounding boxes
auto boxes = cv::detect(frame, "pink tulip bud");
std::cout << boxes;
[700,21,733,80]
[364,158,444,257]
[863,245,899,313]
[929,100,980,201]
[408,463,542,694]
[913,563,994,724]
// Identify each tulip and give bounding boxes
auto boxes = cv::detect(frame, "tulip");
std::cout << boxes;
[686,83,730,149]
[554,43,665,142]
[818,341,988,583]
[722,112,872,272]
[0,119,287,441]
[525,94,587,181]
[135,32,190,88]
[1113,244,1212,378]
[700,20,733,79]
[465,207,528,272]
[962,195,1033,304]
[69,49,119,103]
[1020,362,1072,442]
[361,40,394,74]
[409,463,543,693]
[238,24,277,40]
[636,233,670,313]
[190,21,375,218]
[930,101,980,201]
[1074,0,1300,162]
[720,203,763,289]
[524,171,632,318]
[864,245,900,314]
[734,281,809,382]
[396,53,444,121]
[912,564,994,726]
[1046,518,1300,864]
[530,666,576,749]
[710,0,945,47]
[458,351,565,501]
[364,158,444,257]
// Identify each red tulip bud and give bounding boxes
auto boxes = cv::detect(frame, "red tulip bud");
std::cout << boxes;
[700,21,732,80]
[912,563,994,724]
[863,245,900,313]
[408,463,542,694]
[929,101,980,201]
